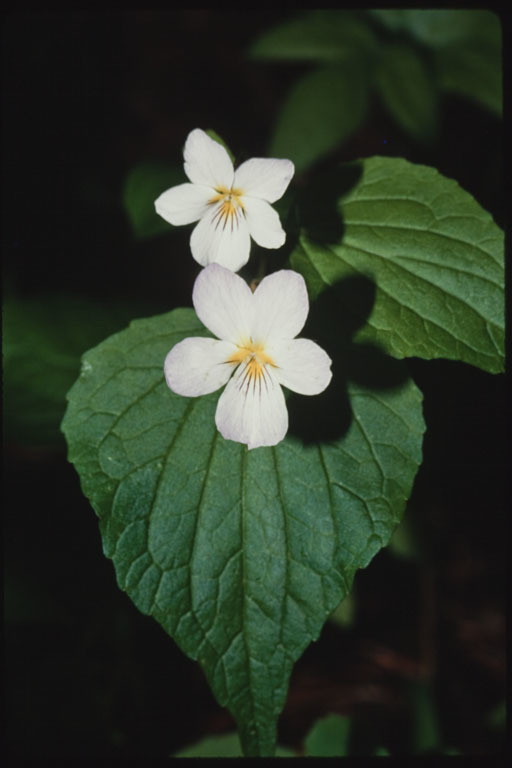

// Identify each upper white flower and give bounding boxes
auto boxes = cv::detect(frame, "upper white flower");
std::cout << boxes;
[154,129,295,272]
[164,263,332,450]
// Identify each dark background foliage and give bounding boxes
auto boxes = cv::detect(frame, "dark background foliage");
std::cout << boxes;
[3,10,506,758]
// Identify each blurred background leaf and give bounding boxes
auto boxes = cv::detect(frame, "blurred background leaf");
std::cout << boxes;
[251,9,501,173]
[370,9,502,116]
[329,592,355,629]
[434,42,502,117]
[368,9,493,47]
[486,700,506,732]
[3,296,150,445]
[205,129,235,163]
[368,8,500,48]
[388,511,422,563]
[123,163,184,239]
[304,714,351,757]
[375,43,439,144]
[269,62,368,172]
[249,10,376,62]
[173,732,295,757]
[409,682,441,754]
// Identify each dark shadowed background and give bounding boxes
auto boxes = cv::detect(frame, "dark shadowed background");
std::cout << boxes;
[3,10,506,758]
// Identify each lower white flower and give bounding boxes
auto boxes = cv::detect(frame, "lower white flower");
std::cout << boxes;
[164,263,332,450]
[154,128,294,272]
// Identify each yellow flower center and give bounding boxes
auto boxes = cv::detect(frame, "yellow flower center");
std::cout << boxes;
[227,339,276,388]
[208,186,245,230]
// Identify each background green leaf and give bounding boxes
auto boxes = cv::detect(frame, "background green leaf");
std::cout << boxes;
[369,9,498,49]
[249,10,375,62]
[486,699,506,732]
[434,41,502,117]
[173,731,294,757]
[291,156,504,373]
[269,63,368,173]
[205,129,235,164]
[369,9,502,117]
[62,306,425,756]
[375,43,439,144]
[123,162,185,239]
[328,592,354,628]
[252,10,501,166]
[410,682,441,753]
[3,296,148,445]
[304,713,351,757]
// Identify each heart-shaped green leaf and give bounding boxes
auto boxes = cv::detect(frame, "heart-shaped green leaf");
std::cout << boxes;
[291,156,504,373]
[61,306,425,756]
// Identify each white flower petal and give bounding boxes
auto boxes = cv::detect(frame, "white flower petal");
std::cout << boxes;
[154,183,211,226]
[234,158,294,203]
[243,197,286,249]
[192,263,254,343]
[215,363,288,449]
[251,270,309,343]
[270,338,333,395]
[190,206,251,271]
[164,337,236,397]
[183,128,234,189]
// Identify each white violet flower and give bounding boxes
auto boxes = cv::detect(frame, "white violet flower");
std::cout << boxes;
[164,263,332,450]
[154,128,294,272]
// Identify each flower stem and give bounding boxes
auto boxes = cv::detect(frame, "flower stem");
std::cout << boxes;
[250,252,267,292]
